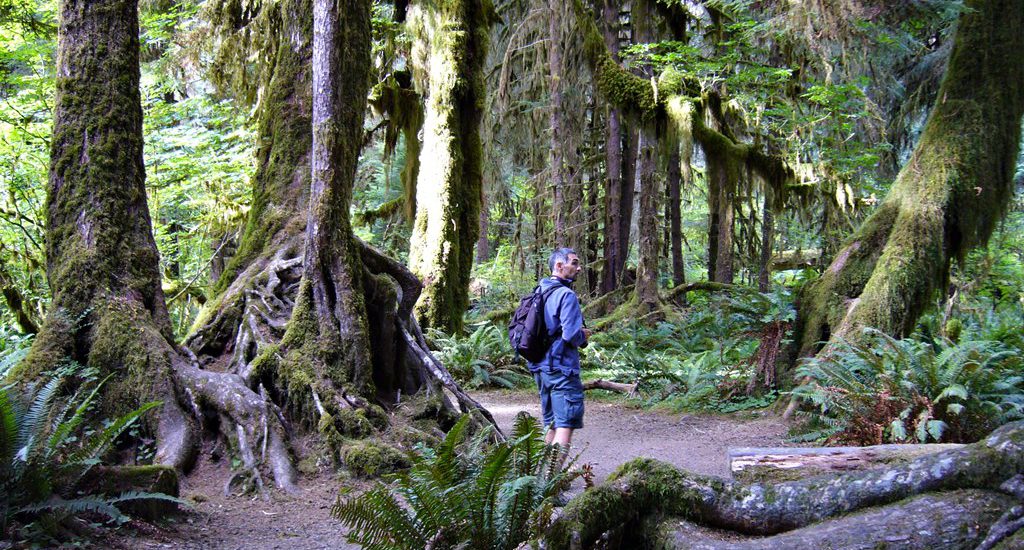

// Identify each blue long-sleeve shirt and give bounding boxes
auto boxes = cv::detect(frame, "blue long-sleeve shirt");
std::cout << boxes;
[529,276,587,375]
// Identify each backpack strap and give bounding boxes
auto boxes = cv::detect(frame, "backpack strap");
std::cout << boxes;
[538,284,567,340]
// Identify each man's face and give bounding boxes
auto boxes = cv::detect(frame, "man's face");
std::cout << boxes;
[554,254,582,281]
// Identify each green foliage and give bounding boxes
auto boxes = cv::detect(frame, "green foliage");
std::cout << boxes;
[0,365,181,540]
[585,287,794,411]
[333,414,579,550]
[792,328,1024,445]
[429,324,529,389]
[0,328,31,378]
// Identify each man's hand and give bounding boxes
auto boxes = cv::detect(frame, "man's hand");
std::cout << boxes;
[582,328,593,340]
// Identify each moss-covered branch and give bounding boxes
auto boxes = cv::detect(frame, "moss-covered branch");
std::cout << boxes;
[793,0,1024,359]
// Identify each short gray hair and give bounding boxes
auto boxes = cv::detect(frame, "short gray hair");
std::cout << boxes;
[548,247,577,272]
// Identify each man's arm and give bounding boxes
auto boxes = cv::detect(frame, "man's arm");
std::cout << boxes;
[559,292,587,348]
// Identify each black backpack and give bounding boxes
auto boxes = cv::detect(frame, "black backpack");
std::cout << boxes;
[508,284,563,364]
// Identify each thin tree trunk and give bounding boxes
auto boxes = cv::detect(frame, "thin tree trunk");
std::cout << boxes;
[667,141,684,287]
[548,0,566,243]
[758,194,773,292]
[476,192,489,262]
[634,121,660,311]
[599,0,623,294]
[619,124,638,284]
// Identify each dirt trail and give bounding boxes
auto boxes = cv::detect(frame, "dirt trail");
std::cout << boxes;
[108,391,792,549]
[476,391,791,481]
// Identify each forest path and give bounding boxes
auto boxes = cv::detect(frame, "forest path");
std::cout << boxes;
[108,390,792,549]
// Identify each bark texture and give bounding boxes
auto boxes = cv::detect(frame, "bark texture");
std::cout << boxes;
[276,0,374,433]
[18,0,178,423]
[794,0,1024,360]
[407,0,493,335]
[544,421,1024,549]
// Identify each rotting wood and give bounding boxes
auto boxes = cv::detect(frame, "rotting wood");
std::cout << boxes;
[729,443,963,483]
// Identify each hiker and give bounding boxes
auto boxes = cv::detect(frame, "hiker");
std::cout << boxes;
[530,247,592,449]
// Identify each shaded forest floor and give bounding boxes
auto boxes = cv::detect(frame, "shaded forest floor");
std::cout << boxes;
[103,390,792,549]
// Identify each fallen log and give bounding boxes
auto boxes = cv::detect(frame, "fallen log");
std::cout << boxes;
[583,379,638,396]
[729,443,964,484]
[543,420,1024,549]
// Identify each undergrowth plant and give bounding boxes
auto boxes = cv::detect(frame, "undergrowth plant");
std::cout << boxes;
[333,413,580,550]
[792,328,1024,445]
[430,325,530,389]
[1,364,179,540]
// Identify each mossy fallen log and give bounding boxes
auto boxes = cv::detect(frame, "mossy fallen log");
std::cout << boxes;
[544,421,1024,549]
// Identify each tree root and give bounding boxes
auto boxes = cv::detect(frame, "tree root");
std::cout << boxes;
[172,360,298,495]
[544,421,1024,549]
[164,236,498,493]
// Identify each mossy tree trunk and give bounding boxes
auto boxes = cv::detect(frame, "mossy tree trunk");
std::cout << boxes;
[18,0,184,431]
[634,121,662,312]
[33,0,500,493]
[545,421,1024,549]
[793,0,1024,362]
[279,0,373,415]
[598,0,624,295]
[407,0,492,335]
[666,142,685,288]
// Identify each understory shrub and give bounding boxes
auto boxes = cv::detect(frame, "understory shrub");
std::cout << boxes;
[333,413,581,550]
[1,364,180,541]
[430,324,530,389]
[583,287,795,410]
[792,328,1024,445]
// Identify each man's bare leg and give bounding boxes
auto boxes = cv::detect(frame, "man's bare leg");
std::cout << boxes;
[545,428,573,446]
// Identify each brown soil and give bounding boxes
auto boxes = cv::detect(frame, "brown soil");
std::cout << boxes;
[105,390,792,549]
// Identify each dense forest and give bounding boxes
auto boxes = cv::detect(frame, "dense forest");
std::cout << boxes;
[2,0,1024,547]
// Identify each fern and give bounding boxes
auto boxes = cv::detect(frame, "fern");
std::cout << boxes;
[1,366,171,540]
[333,413,580,550]
[793,327,1024,444]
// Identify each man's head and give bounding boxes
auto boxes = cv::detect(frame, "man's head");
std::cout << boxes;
[549,247,582,281]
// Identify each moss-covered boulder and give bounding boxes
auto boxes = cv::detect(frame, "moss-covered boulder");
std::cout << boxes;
[343,441,410,478]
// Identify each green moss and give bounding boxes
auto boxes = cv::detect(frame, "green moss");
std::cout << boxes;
[342,441,410,478]
[406,0,491,335]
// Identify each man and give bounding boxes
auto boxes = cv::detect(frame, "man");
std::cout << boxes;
[530,247,592,449]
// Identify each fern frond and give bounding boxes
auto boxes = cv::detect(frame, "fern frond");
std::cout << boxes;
[333,485,425,550]
[16,375,64,463]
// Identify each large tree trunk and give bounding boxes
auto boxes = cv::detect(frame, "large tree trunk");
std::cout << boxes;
[17,0,184,429]
[545,420,1024,549]
[17,0,499,496]
[278,0,374,423]
[407,0,492,335]
[793,0,1024,361]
